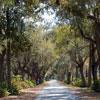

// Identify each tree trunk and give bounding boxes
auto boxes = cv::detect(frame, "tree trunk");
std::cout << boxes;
[21,72,25,81]
[76,66,79,79]
[6,7,11,86]
[7,38,11,86]
[88,42,93,87]
[95,23,100,71]
[35,77,39,85]
[39,77,43,84]
[99,65,100,80]
[0,50,6,82]
[79,66,86,87]
[67,72,71,84]
[90,43,98,82]
[28,74,30,80]
[86,69,88,78]
[72,75,73,81]
[92,62,98,81]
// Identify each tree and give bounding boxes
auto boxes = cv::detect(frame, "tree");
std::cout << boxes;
[42,0,100,86]
[0,0,41,86]
[52,24,89,86]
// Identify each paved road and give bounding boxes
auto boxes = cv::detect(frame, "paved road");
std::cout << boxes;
[35,80,81,100]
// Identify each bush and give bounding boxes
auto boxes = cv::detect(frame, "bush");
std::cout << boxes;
[8,83,20,95]
[12,75,22,82]
[0,81,20,96]
[25,80,35,87]
[12,75,35,89]
[12,79,22,90]
[21,80,35,89]
[64,79,68,84]
[0,88,9,98]
[91,80,100,92]
[71,78,88,87]
[0,81,8,89]
[0,75,36,97]
[21,81,29,89]
[71,79,83,87]
[12,75,23,89]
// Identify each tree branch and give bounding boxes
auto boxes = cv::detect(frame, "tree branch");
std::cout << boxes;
[78,25,96,43]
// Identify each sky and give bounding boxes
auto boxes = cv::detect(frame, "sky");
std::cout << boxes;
[24,4,58,31]
[35,7,57,31]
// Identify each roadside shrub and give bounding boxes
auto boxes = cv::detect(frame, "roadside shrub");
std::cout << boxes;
[64,79,68,84]
[12,75,22,89]
[0,75,36,97]
[0,81,20,96]
[12,79,22,90]
[71,78,88,87]
[25,80,35,87]
[0,81,8,89]
[0,88,9,98]
[21,81,29,89]
[91,80,100,92]
[8,83,20,95]
[12,75,35,89]
[21,80,35,89]
[12,75,22,82]
[0,82,9,97]
[71,79,83,87]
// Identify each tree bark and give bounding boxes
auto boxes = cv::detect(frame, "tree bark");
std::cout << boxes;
[79,65,86,87]
[86,69,88,78]
[99,65,100,80]
[90,43,98,82]
[88,42,92,87]
[0,50,6,82]
[21,72,25,81]
[6,7,11,86]
[67,72,71,84]
[76,66,79,79]
[92,61,98,81]
[95,23,100,71]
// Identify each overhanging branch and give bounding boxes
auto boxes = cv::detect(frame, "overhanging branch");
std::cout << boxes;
[78,25,96,43]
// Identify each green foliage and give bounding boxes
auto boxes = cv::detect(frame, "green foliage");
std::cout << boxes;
[12,75,22,81]
[21,80,35,89]
[12,75,35,89]
[53,24,71,50]
[71,78,88,87]
[64,79,68,84]
[91,80,100,92]
[25,80,35,88]
[8,83,20,95]
[0,88,9,98]
[71,79,84,87]
[2,0,14,7]
[0,75,35,97]
[0,81,20,96]
[0,81,8,90]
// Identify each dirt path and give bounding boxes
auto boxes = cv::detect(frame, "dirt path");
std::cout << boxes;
[35,80,100,100]
[0,82,48,100]
[35,80,82,100]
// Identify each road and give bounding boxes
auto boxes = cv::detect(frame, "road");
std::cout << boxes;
[35,80,82,100]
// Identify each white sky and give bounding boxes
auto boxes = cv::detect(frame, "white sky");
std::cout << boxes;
[24,5,57,30]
